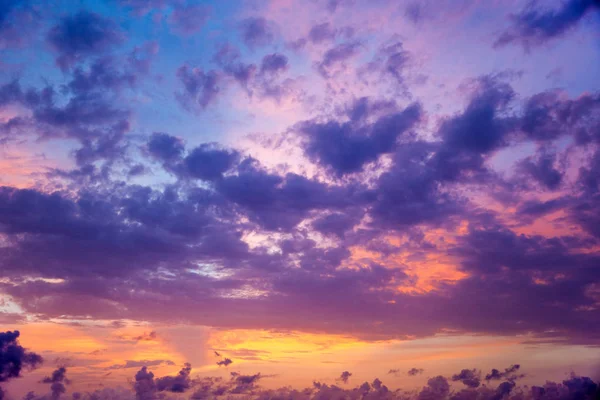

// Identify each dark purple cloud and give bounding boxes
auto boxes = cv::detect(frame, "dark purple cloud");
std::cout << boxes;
[485,364,523,381]
[155,363,192,393]
[216,358,233,367]
[452,369,481,388]
[339,371,352,384]
[418,376,450,400]
[41,366,70,399]
[184,144,240,181]
[47,11,125,70]
[299,99,422,175]
[437,77,515,155]
[134,366,155,400]
[0,331,43,383]
[147,132,185,162]
[518,151,563,190]
[495,0,600,49]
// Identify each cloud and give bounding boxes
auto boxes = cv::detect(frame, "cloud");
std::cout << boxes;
[260,53,289,75]
[175,65,221,111]
[0,331,43,383]
[517,151,563,190]
[451,369,481,388]
[308,22,338,44]
[239,17,276,48]
[407,368,424,376]
[147,132,185,163]
[216,358,233,367]
[417,376,450,400]
[495,0,599,49]
[41,366,70,399]
[184,144,240,181]
[298,98,421,175]
[0,0,39,49]
[47,11,125,70]
[485,364,523,381]
[316,41,362,77]
[107,360,175,370]
[155,363,192,393]
[338,371,352,384]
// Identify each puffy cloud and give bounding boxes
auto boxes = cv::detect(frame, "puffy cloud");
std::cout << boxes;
[41,367,70,399]
[155,363,192,393]
[184,144,240,181]
[418,376,450,400]
[485,364,523,381]
[298,99,422,175]
[339,371,352,384]
[134,366,155,400]
[147,132,185,163]
[0,331,43,383]
[451,369,481,388]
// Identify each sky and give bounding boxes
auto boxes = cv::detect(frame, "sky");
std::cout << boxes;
[1,0,600,399]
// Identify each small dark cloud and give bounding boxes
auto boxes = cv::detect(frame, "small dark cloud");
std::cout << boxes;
[134,331,158,342]
[41,366,70,399]
[451,368,481,388]
[485,364,523,381]
[408,368,425,376]
[217,358,233,367]
[155,363,192,393]
[0,331,43,383]
[339,370,352,384]
[495,0,599,49]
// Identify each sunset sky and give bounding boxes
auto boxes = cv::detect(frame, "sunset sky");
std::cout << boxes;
[1,0,600,399]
